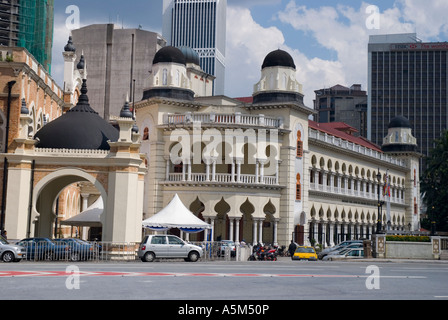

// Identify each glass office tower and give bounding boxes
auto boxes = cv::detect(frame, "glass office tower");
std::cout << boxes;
[163,0,227,95]
[368,33,448,170]
[0,0,54,72]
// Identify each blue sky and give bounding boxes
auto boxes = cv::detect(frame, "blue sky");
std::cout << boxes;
[51,0,448,107]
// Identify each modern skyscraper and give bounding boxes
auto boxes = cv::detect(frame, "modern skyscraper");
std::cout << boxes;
[314,84,368,138]
[0,0,54,72]
[368,33,448,170]
[162,0,227,95]
[70,24,166,120]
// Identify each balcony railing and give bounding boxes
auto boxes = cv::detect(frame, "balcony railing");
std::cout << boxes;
[164,112,282,128]
[165,172,279,186]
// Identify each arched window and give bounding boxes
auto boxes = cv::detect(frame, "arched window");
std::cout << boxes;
[296,173,301,201]
[296,130,303,157]
[143,127,149,140]
[414,198,418,215]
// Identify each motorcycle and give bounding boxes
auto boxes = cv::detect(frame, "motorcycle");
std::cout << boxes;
[248,244,278,261]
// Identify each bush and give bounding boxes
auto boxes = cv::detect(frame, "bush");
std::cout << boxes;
[386,235,431,242]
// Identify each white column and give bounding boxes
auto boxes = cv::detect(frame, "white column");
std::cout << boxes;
[210,217,215,242]
[273,219,279,246]
[255,160,259,183]
[187,158,192,181]
[234,218,240,244]
[229,218,234,241]
[236,158,242,182]
[253,219,258,245]
[205,159,210,181]
[259,159,265,184]
[258,218,263,244]
[212,158,217,181]
[80,193,89,240]
[231,159,235,182]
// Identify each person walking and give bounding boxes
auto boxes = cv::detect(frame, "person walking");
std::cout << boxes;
[288,240,297,259]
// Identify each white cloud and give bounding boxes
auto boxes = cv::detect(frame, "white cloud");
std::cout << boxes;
[224,6,346,107]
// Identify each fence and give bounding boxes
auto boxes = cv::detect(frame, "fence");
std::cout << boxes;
[15,240,250,262]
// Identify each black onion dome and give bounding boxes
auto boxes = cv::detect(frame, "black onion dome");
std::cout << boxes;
[34,79,119,150]
[153,46,186,65]
[388,116,412,129]
[77,55,85,70]
[178,46,200,65]
[64,36,76,52]
[262,49,296,69]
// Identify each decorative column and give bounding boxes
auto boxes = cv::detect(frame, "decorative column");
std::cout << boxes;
[234,218,240,244]
[258,218,263,244]
[229,218,234,241]
[252,219,258,245]
[273,218,279,246]
[236,158,242,183]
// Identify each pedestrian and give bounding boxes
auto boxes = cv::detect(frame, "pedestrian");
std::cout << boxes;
[288,240,297,259]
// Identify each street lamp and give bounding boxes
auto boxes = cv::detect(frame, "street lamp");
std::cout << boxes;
[376,169,384,234]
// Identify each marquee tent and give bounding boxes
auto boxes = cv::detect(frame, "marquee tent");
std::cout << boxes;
[61,197,103,227]
[142,194,211,233]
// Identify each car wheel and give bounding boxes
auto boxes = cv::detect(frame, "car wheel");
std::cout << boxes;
[143,252,155,262]
[2,251,14,263]
[43,251,53,261]
[70,252,80,262]
[188,251,199,262]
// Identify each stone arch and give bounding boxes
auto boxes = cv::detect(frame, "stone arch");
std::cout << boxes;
[32,168,107,238]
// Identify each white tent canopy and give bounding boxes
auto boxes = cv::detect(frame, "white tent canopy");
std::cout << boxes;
[142,194,211,232]
[61,196,103,227]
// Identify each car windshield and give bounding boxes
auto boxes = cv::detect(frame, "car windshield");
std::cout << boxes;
[296,247,314,253]
[0,237,8,245]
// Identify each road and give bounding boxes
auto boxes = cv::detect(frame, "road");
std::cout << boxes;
[1,258,447,303]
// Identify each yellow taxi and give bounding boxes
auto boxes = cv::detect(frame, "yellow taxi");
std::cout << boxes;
[292,246,318,261]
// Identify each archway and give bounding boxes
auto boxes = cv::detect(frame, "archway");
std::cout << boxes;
[32,168,107,239]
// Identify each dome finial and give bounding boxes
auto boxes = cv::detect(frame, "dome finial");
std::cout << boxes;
[64,35,76,52]
[120,93,133,118]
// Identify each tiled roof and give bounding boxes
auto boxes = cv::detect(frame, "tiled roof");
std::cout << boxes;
[309,120,382,152]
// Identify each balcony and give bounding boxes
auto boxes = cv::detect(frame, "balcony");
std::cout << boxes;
[162,112,283,129]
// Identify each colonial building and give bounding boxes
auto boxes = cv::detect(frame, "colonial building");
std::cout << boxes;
[135,46,421,247]
[0,40,146,243]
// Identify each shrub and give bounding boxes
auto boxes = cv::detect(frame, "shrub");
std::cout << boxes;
[386,235,431,242]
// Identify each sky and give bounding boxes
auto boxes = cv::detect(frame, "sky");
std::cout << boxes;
[51,0,448,107]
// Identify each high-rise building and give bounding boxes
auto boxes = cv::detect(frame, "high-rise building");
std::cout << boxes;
[368,33,448,170]
[70,24,166,120]
[162,0,227,95]
[0,0,54,72]
[314,84,368,138]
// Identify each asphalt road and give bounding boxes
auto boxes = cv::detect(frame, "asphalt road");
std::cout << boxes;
[1,258,447,303]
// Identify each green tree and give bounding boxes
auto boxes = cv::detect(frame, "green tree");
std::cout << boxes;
[421,130,448,232]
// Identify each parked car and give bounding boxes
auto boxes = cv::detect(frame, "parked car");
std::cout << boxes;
[53,238,98,261]
[318,240,363,259]
[217,240,236,257]
[324,242,364,257]
[292,246,318,261]
[138,235,203,262]
[16,237,71,261]
[0,235,26,262]
[322,248,365,261]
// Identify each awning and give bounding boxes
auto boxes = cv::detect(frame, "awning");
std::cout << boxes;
[142,194,211,232]
[61,197,103,227]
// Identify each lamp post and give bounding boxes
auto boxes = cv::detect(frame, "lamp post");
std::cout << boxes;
[376,169,384,234]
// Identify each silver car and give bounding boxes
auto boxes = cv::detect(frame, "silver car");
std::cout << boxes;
[0,236,26,262]
[138,235,203,262]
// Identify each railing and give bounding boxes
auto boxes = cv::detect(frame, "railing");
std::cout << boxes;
[14,240,252,262]
[16,240,139,262]
[165,112,281,128]
[166,172,278,185]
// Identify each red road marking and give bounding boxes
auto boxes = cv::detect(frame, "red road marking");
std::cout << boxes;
[0,271,363,278]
